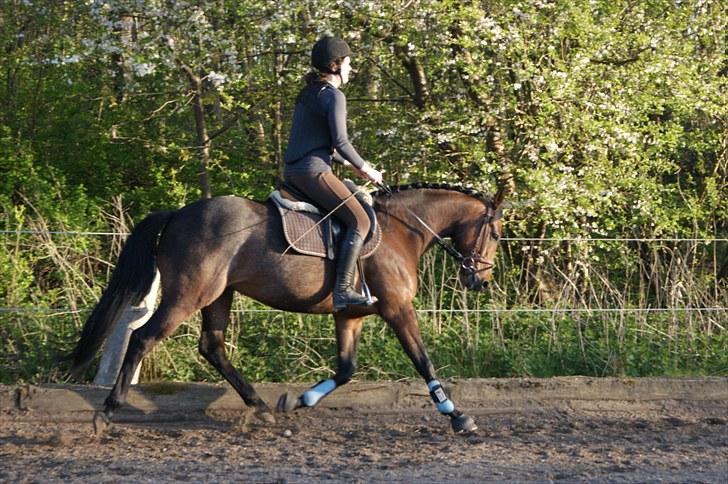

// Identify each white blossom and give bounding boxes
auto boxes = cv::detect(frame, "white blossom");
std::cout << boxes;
[189,9,207,25]
[132,62,156,77]
[206,71,227,87]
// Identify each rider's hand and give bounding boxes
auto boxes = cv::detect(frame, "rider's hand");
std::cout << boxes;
[360,164,384,185]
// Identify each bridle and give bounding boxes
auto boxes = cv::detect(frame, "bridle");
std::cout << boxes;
[378,184,503,276]
[455,201,503,276]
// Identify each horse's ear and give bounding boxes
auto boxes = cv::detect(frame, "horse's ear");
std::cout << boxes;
[493,187,506,209]
[493,170,515,209]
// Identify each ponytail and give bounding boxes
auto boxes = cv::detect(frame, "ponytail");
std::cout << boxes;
[304,71,328,85]
[296,57,345,104]
[302,57,345,85]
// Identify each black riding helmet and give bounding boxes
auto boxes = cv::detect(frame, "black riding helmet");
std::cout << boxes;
[311,36,352,74]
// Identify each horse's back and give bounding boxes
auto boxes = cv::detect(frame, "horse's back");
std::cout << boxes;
[153,194,336,312]
[156,195,272,271]
[175,195,267,231]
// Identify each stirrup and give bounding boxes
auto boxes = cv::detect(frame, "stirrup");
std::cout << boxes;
[333,289,377,311]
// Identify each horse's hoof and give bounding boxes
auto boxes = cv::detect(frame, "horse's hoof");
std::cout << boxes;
[451,414,477,434]
[276,391,300,413]
[256,410,276,424]
[93,411,112,436]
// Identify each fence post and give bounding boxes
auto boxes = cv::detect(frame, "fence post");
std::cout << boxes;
[92,270,160,385]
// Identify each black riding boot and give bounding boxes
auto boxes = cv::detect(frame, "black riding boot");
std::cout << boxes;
[333,230,374,311]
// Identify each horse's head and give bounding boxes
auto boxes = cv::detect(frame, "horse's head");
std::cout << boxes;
[453,195,505,292]
[374,182,508,292]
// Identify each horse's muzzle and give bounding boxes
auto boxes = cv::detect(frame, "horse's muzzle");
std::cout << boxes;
[462,272,489,291]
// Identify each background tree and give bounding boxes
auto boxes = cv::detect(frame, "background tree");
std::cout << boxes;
[1,0,725,382]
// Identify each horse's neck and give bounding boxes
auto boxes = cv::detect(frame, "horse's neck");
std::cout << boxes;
[389,191,467,242]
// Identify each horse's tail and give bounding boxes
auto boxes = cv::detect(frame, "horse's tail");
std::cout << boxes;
[69,210,174,380]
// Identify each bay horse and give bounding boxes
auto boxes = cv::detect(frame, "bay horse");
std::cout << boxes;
[70,183,505,433]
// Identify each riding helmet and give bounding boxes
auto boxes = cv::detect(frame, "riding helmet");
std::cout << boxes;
[311,36,352,73]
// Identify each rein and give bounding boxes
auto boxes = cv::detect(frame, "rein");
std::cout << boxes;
[280,181,501,276]
[404,205,466,261]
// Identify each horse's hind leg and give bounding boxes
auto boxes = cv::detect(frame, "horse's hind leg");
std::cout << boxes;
[199,288,275,424]
[96,301,192,433]
[278,315,364,411]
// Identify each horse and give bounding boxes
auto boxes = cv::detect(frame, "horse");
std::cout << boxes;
[70,183,505,434]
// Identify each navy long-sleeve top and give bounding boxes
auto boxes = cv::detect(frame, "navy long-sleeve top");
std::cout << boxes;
[283,81,366,175]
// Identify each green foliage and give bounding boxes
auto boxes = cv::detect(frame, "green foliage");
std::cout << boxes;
[0,0,726,383]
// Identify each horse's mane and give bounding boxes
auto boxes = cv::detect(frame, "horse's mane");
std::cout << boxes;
[372,182,491,204]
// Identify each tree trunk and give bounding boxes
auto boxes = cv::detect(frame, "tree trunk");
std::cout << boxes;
[250,118,270,163]
[111,11,135,103]
[393,44,429,110]
[181,64,212,199]
[272,42,283,171]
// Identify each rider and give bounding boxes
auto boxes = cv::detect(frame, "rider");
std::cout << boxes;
[283,36,384,311]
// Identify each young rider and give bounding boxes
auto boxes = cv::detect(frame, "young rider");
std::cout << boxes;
[283,36,384,311]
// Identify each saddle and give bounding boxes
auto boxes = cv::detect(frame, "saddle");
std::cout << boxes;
[269,180,381,260]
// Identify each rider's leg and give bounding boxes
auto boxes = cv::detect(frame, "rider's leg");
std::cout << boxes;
[332,228,369,310]
[285,172,374,310]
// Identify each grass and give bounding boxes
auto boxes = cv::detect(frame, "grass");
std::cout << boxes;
[2,306,725,385]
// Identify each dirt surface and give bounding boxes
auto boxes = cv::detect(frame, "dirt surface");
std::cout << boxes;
[1,380,727,483]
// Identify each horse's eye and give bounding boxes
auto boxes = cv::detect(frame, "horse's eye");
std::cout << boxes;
[492,233,500,241]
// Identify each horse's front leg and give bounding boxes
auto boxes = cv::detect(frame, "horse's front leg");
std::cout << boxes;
[277,314,363,412]
[384,304,477,434]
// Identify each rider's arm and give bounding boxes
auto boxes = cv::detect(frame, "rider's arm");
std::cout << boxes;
[326,89,384,184]
[326,89,366,170]
[331,149,348,165]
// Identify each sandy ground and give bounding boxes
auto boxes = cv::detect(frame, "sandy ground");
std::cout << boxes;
[1,381,726,483]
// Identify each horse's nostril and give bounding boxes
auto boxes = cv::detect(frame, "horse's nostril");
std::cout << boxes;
[467,275,484,291]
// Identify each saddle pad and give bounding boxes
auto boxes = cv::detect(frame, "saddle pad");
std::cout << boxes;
[275,204,382,259]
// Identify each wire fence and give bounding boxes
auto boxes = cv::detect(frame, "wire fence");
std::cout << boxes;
[1,307,726,315]
[1,229,727,242]
[1,230,725,318]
